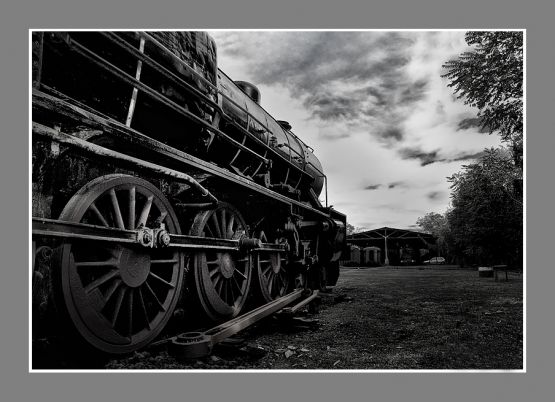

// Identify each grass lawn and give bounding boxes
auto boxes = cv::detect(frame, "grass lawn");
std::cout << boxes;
[314,266,524,370]
[105,266,523,370]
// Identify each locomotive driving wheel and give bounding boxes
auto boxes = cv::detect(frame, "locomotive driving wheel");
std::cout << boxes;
[53,174,185,354]
[189,203,252,322]
[255,232,290,303]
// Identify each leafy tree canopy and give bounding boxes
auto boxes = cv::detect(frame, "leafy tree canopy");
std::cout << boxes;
[416,212,446,237]
[442,31,523,153]
[447,147,523,266]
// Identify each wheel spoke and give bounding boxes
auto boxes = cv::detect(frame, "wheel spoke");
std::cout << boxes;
[89,202,109,227]
[137,288,152,330]
[127,289,134,337]
[267,273,275,292]
[111,286,126,327]
[209,266,220,279]
[211,214,222,238]
[234,268,247,280]
[279,271,288,287]
[84,270,119,294]
[104,278,122,304]
[232,276,244,295]
[228,280,236,303]
[262,265,272,276]
[204,224,214,238]
[149,271,175,288]
[214,274,223,293]
[220,209,227,239]
[128,186,136,229]
[109,189,125,230]
[276,273,284,290]
[144,281,166,312]
[75,258,118,268]
[157,210,168,225]
[137,195,154,227]
[221,278,228,302]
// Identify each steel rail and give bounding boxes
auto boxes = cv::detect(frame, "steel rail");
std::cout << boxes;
[281,290,320,315]
[208,289,306,343]
[167,288,308,358]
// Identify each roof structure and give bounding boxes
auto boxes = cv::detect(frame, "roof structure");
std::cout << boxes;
[348,227,437,265]
[349,227,436,245]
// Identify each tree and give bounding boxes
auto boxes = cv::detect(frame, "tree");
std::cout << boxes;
[416,212,451,259]
[416,212,446,236]
[446,148,523,267]
[442,31,523,167]
[346,223,356,236]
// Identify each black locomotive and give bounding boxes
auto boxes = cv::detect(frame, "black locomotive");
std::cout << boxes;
[31,31,346,355]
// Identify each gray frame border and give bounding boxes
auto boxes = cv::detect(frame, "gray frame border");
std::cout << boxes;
[2,0,553,401]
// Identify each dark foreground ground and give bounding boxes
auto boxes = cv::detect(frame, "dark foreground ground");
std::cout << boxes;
[105,266,523,370]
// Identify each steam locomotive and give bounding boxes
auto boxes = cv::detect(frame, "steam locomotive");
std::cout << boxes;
[32,31,346,355]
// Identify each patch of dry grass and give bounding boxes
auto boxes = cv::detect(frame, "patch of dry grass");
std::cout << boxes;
[106,267,523,370]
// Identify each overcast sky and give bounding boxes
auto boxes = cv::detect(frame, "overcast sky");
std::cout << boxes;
[208,30,501,231]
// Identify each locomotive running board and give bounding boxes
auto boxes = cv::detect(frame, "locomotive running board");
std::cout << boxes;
[163,289,319,359]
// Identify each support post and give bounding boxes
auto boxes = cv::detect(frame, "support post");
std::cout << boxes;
[384,229,390,266]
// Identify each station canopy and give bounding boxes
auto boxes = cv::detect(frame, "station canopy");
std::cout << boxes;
[348,227,436,247]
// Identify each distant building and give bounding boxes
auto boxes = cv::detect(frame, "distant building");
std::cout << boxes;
[346,227,436,266]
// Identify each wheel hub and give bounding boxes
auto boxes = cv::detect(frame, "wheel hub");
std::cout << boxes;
[271,254,281,273]
[118,246,152,287]
[219,253,235,279]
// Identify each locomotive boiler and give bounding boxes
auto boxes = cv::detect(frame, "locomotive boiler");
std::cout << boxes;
[31,31,346,356]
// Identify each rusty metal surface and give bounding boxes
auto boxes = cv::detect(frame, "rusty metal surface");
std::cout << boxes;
[60,34,270,166]
[281,290,320,315]
[168,288,305,358]
[32,90,331,219]
[33,121,218,204]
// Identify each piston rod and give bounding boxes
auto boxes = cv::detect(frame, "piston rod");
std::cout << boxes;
[32,217,286,253]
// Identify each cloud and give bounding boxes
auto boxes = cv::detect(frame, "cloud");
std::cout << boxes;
[381,127,405,142]
[451,151,485,161]
[427,191,444,201]
[318,130,352,141]
[387,181,408,189]
[457,117,489,133]
[398,79,429,106]
[398,147,440,166]
[214,31,432,147]
[210,31,504,229]
[364,184,382,190]
[398,146,484,166]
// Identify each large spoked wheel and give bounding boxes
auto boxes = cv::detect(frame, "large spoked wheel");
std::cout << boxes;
[255,232,290,303]
[189,203,252,322]
[53,174,185,354]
